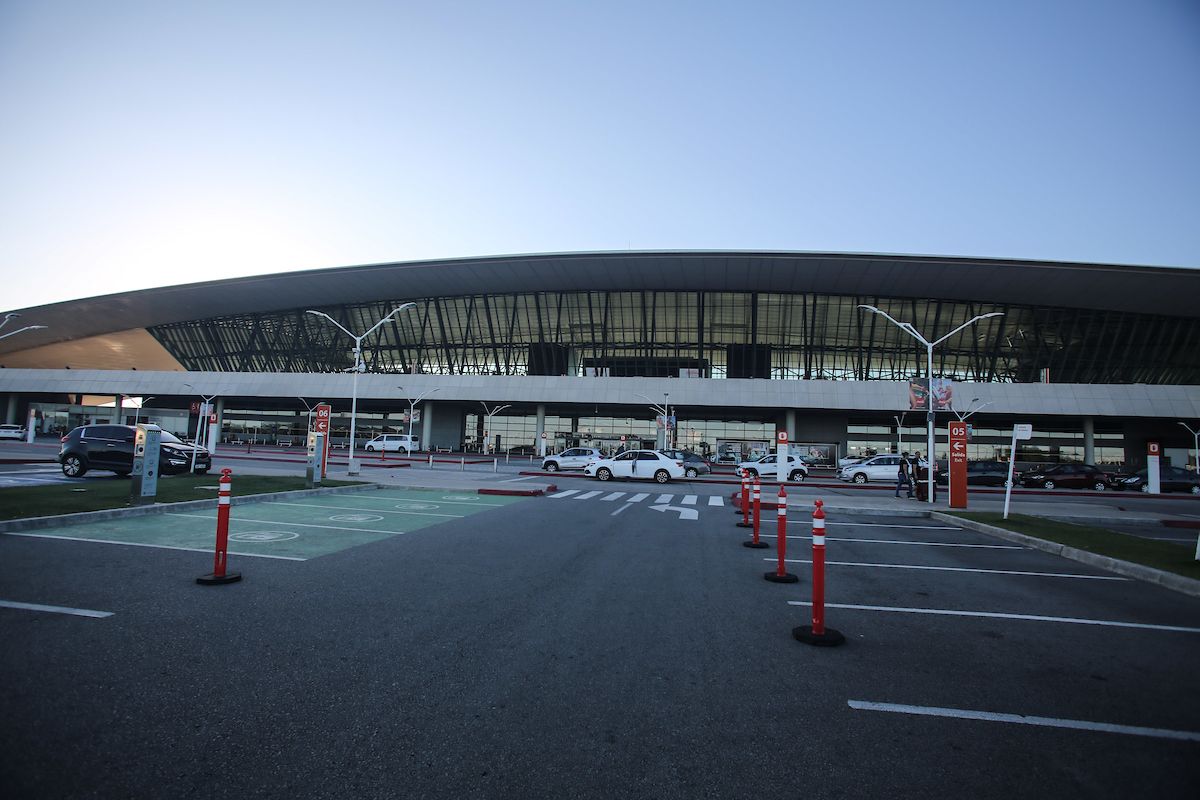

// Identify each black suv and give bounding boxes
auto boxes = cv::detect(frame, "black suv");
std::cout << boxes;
[58,425,212,478]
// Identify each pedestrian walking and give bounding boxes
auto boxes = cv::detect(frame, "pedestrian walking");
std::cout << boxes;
[895,451,913,498]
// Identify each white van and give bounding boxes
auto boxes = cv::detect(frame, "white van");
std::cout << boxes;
[364,434,419,454]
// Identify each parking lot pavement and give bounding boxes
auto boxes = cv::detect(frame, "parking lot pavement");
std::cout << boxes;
[3,491,1199,798]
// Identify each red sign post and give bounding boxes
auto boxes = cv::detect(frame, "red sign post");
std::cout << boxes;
[949,421,968,509]
[314,404,331,478]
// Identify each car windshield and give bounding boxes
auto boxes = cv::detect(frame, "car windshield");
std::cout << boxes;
[159,431,185,445]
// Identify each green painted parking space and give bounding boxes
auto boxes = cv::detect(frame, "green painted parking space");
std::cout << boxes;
[12,488,527,560]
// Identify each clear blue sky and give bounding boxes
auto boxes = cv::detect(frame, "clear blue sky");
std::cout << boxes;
[2,0,1197,311]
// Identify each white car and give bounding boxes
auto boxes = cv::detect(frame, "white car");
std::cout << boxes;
[541,447,603,472]
[0,424,26,440]
[364,434,419,453]
[737,454,809,482]
[584,449,685,483]
[839,454,927,484]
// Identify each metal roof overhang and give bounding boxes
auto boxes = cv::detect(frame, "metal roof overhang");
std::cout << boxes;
[3,250,1198,356]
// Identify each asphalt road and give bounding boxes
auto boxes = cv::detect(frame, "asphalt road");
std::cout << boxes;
[2,481,1198,799]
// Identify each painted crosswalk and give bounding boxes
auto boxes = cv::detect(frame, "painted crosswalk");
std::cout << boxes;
[549,488,723,509]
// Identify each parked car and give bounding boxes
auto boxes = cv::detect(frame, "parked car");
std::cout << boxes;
[838,456,867,468]
[737,454,809,482]
[364,433,419,453]
[658,449,711,478]
[839,454,926,484]
[1112,465,1200,494]
[584,449,686,483]
[936,460,1016,486]
[541,447,603,472]
[1019,463,1112,491]
[58,424,211,478]
[0,424,26,440]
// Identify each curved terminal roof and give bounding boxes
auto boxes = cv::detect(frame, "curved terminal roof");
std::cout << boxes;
[3,250,1198,357]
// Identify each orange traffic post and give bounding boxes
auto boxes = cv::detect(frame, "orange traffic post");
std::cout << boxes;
[764,484,798,583]
[197,468,242,585]
[743,476,768,549]
[793,499,844,646]
[736,473,752,528]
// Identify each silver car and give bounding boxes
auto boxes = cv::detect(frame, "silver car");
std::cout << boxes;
[541,447,603,472]
[839,454,926,484]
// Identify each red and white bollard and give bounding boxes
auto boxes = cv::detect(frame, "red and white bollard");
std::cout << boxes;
[764,485,798,582]
[793,499,844,645]
[736,472,752,528]
[743,476,768,548]
[197,467,242,585]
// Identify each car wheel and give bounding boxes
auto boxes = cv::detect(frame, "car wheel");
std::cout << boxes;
[789,470,806,482]
[1140,485,1150,493]
[597,467,612,481]
[365,445,375,452]
[1043,480,1055,490]
[654,469,670,484]
[544,462,560,472]
[62,455,87,477]
[747,469,758,478]
[685,467,698,478]
[1191,485,1200,495]
[852,473,868,484]
[1092,481,1107,492]
[196,468,210,475]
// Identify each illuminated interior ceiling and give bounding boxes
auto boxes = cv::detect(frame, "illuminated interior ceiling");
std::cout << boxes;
[0,328,184,370]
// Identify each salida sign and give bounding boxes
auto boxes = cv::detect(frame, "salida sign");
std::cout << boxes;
[948,421,968,509]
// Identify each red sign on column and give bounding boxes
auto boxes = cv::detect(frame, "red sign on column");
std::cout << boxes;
[313,404,331,434]
[948,421,969,509]
[1147,441,1161,457]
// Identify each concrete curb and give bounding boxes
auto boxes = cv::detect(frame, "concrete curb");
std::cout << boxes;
[0,483,384,534]
[930,511,1200,599]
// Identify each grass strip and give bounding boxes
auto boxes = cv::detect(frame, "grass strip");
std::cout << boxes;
[0,474,364,521]
[948,512,1200,581]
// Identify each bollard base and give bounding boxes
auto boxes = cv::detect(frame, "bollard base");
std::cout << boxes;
[736,521,754,528]
[196,572,242,585]
[793,626,845,647]
[742,540,770,549]
[765,571,799,583]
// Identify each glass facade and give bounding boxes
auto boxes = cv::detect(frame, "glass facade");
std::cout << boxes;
[149,291,1200,385]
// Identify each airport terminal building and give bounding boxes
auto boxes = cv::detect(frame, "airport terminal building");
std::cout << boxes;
[1,251,1198,468]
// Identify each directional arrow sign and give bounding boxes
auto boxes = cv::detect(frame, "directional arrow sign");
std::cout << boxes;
[650,504,699,521]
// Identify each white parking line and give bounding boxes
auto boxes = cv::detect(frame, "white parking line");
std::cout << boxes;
[550,489,580,498]
[708,496,724,506]
[681,495,697,505]
[0,599,113,618]
[847,700,1200,742]
[574,491,603,500]
[601,492,626,501]
[788,601,1200,634]
[170,513,415,536]
[1,531,306,560]
[265,501,466,518]
[628,493,650,503]
[768,558,1127,580]
[611,503,634,516]
[758,535,1021,550]
[500,475,538,483]
[828,522,962,530]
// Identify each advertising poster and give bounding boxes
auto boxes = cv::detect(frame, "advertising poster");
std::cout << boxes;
[908,378,954,411]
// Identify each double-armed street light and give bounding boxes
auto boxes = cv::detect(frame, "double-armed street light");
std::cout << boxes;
[479,401,511,454]
[0,312,47,341]
[305,304,416,475]
[858,305,1004,504]
[132,396,156,429]
[635,392,672,449]
[397,386,440,441]
[182,383,217,474]
[1179,422,1200,474]
[952,397,994,422]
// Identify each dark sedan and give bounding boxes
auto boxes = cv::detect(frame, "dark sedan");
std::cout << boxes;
[1019,463,1113,491]
[1111,465,1200,494]
[658,449,712,478]
[936,460,1015,486]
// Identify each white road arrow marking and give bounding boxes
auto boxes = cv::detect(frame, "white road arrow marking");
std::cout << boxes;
[650,504,699,521]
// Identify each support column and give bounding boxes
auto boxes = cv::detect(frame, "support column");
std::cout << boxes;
[422,401,434,451]
[5,395,17,425]
[212,398,225,451]
[786,409,797,444]
[114,394,124,425]
[1083,417,1095,465]
[535,404,546,457]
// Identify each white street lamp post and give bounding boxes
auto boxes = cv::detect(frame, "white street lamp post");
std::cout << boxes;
[306,304,416,475]
[0,312,47,341]
[635,393,672,449]
[479,401,511,454]
[893,412,907,456]
[298,397,326,438]
[133,396,156,429]
[858,306,1004,504]
[398,386,440,442]
[1179,422,1200,474]
[182,383,217,474]
[952,397,993,422]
